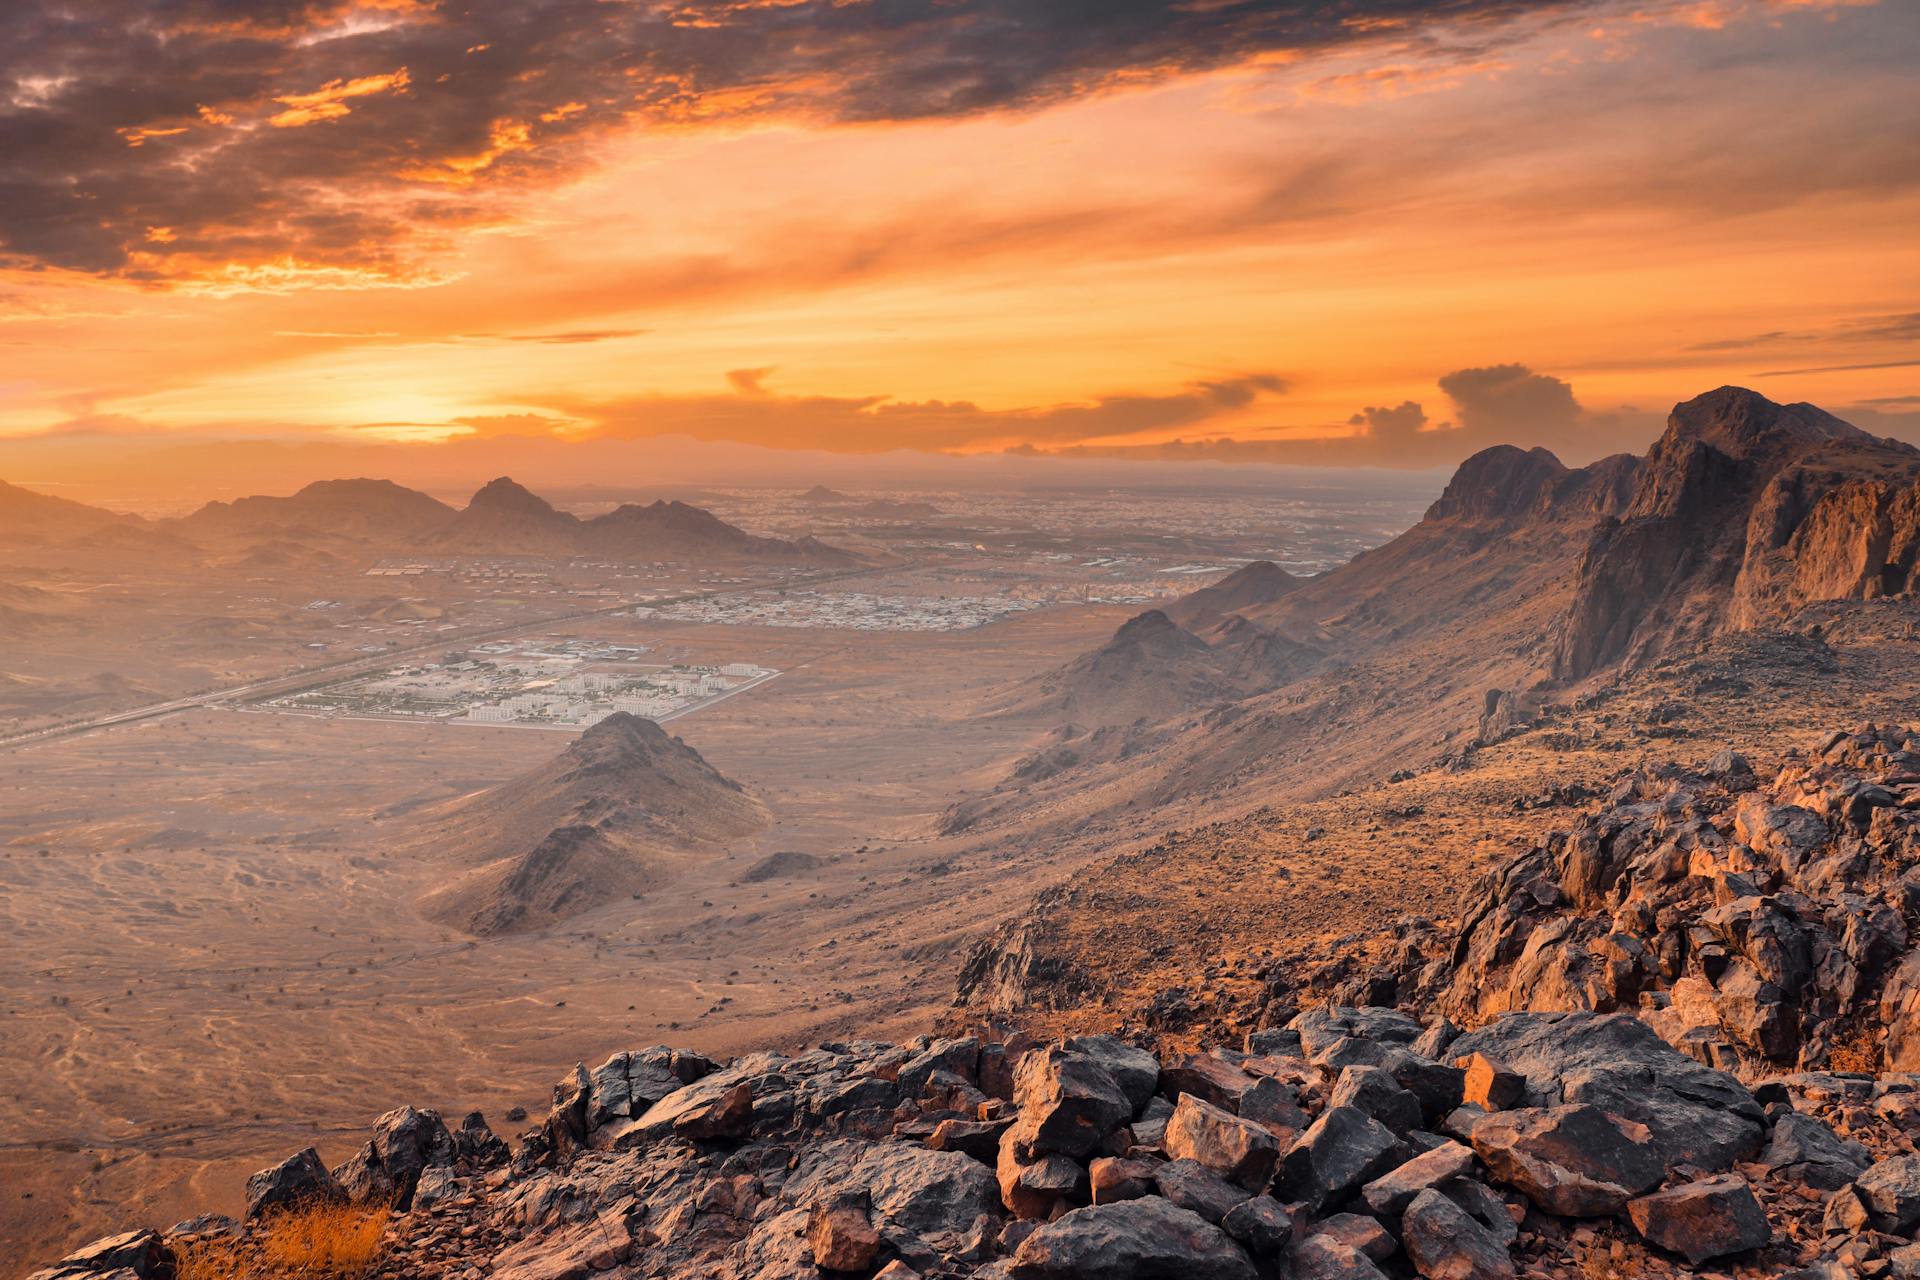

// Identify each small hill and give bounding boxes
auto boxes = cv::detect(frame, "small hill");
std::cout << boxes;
[1163,560,1302,630]
[415,713,768,935]
[1028,610,1237,725]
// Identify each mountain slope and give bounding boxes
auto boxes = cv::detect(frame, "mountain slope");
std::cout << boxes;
[178,478,456,546]
[0,480,135,544]
[428,476,584,556]
[414,713,769,935]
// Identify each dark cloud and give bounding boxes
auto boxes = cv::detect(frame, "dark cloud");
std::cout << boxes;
[0,0,1592,279]
[1436,363,1580,439]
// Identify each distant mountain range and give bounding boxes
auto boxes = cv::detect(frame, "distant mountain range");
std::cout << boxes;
[0,474,858,565]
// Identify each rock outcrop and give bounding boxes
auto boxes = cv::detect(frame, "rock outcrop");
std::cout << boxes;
[1378,723,1920,1075]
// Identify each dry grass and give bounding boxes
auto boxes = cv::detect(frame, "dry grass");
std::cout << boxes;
[1827,1021,1882,1074]
[176,1202,389,1280]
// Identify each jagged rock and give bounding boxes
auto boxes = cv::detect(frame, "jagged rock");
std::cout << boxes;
[675,1080,753,1140]
[1238,1075,1309,1135]
[1152,1157,1249,1224]
[1467,1105,1664,1216]
[1291,1008,1423,1058]
[785,1138,1001,1269]
[1361,1140,1477,1217]
[454,1110,510,1166]
[1763,1112,1871,1189]
[1856,1154,1920,1234]
[898,1037,982,1100]
[1008,1046,1133,1160]
[1000,1133,1086,1219]
[1458,1055,1524,1111]
[929,1116,1010,1163]
[1292,1234,1392,1280]
[1441,1177,1520,1248]
[331,1104,455,1209]
[1162,1093,1279,1188]
[809,1200,882,1272]
[26,1231,169,1280]
[1007,1195,1258,1279]
[411,1164,464,1211]
[1280,1106,1405,1211]
[1062,1036,1159,1112]
[1413,1019,1462,1062]
[1402,1187,1516,1280]
[1329,1065,1424,1135]
[243,1146,344,1218]
[1626,1176,1770,1264]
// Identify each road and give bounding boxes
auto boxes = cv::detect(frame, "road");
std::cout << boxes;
[0,561,889,753]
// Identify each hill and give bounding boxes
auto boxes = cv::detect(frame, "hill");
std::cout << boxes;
[0,480,135,545]
[414,713,768,935]
[178,478,456,546]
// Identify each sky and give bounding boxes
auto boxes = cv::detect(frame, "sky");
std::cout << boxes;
[1,0,1917,493]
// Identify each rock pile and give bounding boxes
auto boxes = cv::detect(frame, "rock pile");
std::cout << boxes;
[36,1002,1920,1280]
[1365,724,1920,1074]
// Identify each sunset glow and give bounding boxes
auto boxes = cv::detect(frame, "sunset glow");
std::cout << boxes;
[2,0,1916,486]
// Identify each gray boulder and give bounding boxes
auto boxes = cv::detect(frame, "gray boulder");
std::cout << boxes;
[1467,1104,1664,1217]
[243,1147,345,1219]
[1856,1154,1920,1234]
[1008,1195,1258,1280]
[1402,1187,1516,1280]
[1762,1112,1870,1190]
[1280,1105,1405,1211]
[1626,1176,1770,1264]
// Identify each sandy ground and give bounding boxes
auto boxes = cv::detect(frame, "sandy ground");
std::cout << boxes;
[0,604,1129,1272]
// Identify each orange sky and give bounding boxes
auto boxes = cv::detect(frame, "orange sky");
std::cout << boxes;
[1,0,1916,481]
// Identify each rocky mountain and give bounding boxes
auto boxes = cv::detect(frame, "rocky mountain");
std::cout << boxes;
[584,499,856,564]
[427,476,586,557]
[179,478,458,546]
[415,712,768,935]
[1025,610,1240,725]
[1556,388,1920,678]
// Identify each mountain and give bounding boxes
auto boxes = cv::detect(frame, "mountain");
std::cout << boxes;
[0,480,135,544]
[583,499,858,564]
[1555,386,1920,678]
[414,713,768,935]
[178,478,456,545]
[428,476,584,556]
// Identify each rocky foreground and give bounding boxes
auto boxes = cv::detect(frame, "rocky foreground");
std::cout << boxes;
[30,1001,1920,1280]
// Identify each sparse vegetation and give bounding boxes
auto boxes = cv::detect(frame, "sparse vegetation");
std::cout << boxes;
[175,1203,389,1280]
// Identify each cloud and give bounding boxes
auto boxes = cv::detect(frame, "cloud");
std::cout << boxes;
[558,370,1292,453]
[1348,400,1430,441]
[0,0,1596,282]
[1436,363,1581,438]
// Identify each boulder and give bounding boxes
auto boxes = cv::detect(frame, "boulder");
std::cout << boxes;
[675,1080,753,1140]
[1445,1013,1765,1169]
[1239,1075,1309,1135]
[1458,1055,1524,1112]
[1856,1154,1920,1234]
[1008,1195,1258,1280]
[1090,1156,1158,1205]
[929,1117,1010,1163]
[1467,1105,1664,1216]
[999,1136,1087,1219]
[1626,1176,1770,1265]
[1361,1141,1477,1217]
[1315,1212,1398,1261]
[1008,1046,1134,1160]
[28,1232,169,1280]
[1291,1235,1391,1280]
[1402,1187,1516,1280]
[1280,1105,1405,1211]
[1159,1053,1257,1111]
[809,1201,882,1272]
[1152,1158,1249,1224]
[1329,1066,1424,1135]
[784,1138,1002,1270]
[243,1147,345,1219]
[1163,1094,1280,1189]
[330,1104,455,1209]
[1063,1035,1160,1112]
[1221,1195,1297,1257]
[1762,1112,1870,1190]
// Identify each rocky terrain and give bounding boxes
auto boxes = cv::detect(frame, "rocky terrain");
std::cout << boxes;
[414,712,771,935]
[37,988,1920,1280]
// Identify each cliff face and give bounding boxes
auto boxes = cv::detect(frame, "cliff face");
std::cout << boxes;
[1554,388,1920,680]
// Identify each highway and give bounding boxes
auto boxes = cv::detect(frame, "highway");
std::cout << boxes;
[0,561,888,754]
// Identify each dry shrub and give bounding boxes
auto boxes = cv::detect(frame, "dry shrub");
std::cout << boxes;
[176,1202,389,1280]
[1827,1021,1881,1074]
